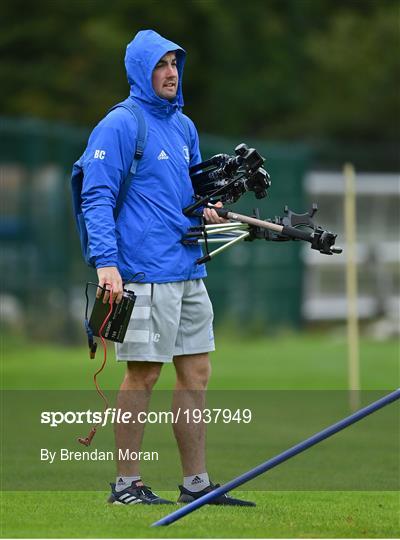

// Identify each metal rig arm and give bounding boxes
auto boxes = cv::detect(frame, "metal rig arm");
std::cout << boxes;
[216,207,341,252]
[182,206,342,264]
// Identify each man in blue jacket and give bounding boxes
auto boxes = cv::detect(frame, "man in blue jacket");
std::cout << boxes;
[80,29,254,506]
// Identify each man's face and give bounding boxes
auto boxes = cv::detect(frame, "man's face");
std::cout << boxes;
[152,51,178,100]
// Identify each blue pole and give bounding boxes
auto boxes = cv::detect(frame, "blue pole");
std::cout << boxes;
[152,389,400,527]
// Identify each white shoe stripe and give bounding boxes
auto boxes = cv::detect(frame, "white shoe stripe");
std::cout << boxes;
[126,497,142,504]
[119,493,133,501]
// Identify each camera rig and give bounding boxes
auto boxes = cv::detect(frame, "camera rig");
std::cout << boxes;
[183,143,342,264]
[185,143,271,214]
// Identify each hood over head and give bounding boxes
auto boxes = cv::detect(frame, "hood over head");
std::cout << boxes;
[125,29,185,112]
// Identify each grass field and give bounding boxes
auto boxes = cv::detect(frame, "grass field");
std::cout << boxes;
[3,332,398,390]
[1,332,399,538]
[3,491,398,538]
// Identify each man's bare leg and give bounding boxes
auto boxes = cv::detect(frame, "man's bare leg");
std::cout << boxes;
[115,361,162,476]
[172,353,211,476]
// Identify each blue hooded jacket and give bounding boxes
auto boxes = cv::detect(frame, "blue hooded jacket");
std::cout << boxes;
[80,30,206,283]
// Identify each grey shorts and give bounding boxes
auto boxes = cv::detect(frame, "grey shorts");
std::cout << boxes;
[115,279,215,363]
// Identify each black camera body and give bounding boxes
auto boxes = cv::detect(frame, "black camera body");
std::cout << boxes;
[188,143,271,207]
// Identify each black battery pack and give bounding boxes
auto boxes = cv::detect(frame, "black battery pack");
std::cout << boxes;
[89,289,136,343]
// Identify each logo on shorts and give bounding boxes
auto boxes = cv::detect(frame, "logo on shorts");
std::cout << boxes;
[151,332,161,343]
[208,324,214,342]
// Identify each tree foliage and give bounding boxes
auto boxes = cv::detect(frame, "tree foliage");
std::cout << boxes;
[1,0,399,141]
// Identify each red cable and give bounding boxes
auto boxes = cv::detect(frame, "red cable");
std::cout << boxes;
[78,284,114,447]
[93,286,114,412]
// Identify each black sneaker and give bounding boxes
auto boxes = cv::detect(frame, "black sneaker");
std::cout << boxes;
[177,482,255,506]
[108,480,175,505]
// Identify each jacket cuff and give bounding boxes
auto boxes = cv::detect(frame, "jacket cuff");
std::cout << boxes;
[95,257,119,269]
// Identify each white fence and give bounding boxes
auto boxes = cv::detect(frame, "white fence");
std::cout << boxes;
[302,172,400,322]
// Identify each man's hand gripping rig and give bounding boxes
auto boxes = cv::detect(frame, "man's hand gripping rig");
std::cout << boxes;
[183,143,342,263]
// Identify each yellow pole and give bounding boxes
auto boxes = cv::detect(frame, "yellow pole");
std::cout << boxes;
[344,163,360,411]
